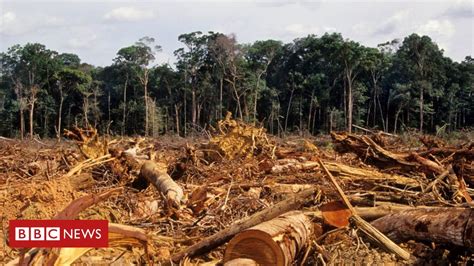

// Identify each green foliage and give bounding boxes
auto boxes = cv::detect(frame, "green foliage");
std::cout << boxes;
[0,32,472,138]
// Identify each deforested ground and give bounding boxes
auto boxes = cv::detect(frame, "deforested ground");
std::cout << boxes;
[1,119,473,265]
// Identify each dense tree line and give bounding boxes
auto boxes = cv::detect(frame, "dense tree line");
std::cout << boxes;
[0,32,472,139]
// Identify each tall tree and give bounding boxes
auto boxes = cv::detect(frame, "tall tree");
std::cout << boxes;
[246,40,282,122]
[0,43,58,138]
[116,37,161,136]
[394,34,445,133]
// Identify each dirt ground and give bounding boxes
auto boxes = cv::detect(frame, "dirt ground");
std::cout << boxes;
[1,124,473,265]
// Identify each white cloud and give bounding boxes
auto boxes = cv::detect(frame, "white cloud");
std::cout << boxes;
[0,11,17,34]
[0,11,63,36]
[68,34,98,49]
[416,19,455,37]
[284,23,320,35]
[372,10,410,36]
[104,7,155,22]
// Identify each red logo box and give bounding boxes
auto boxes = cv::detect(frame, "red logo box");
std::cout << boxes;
[9,220,108,248]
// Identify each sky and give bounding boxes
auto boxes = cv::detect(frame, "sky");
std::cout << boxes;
[0,0,472,66]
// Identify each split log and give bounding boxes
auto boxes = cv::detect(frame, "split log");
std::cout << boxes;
[140,161,183,208]
[224,211,312,266]
[171,187,320,262]
[371,207,474,248]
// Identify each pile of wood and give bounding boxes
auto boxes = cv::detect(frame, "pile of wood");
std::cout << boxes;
[1,123,473,265]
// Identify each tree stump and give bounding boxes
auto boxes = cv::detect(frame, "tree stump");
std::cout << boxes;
[223,211,312,266]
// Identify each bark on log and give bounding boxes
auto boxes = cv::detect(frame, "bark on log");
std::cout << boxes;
[331,131,414,169]
[171,187,320,262]
[270,159,419,187]
[224,211,312,266]
[371,207,474,248]
[140,160,183,208]
[317,158,411,260]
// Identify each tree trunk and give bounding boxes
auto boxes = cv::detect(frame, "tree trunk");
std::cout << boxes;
[393,108,401,134]
[307,90,314,133]
[20,107,25,140]
[122,74,128,136]
[14,82,25,140]
[29,103,34,139]
[419,85,423,133]
[139,160,183,208]
[346,71,353,133]
[377,94,386,132]
[231,79,243,120]
[175,104,180,136]
[284,87,295,133]
[224,211,313,266]
[107,88,111,135]
[144,70,149,136]
[372,207,474,248]
[385,93,390,132]
[171,187,319,262]
[366,101,372,127]
[191,86,197,126]
[299,90,303,135]
[219,77,224,120]
[183,88,187,137]
[329,109,334,132]
[57,89,64,140]
[253,72,264,123]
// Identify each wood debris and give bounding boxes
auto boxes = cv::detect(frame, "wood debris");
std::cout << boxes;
[1,121,473,265]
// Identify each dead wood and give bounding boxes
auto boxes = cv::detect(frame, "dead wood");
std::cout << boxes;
[64,126,108,159]
[316,158,411,260]
[68,172,95,190]
[54,187,123,219]
[371,207,474,248]
[139,160,183,208]
[308,205,434,221]
[269,159,419,187]
[331,131,414,169]
[171,187,320,262]
[224,258,258,266]
[224,211,313,266]
[203,112,275,161]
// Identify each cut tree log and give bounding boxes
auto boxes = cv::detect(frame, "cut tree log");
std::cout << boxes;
[331,131,414,169]
[171,187,320,262]
[307,205,435,221]
[224,258,258,266]
[316,158,411,260]
[269,159,419,187]
[223,211,312,266]
[371,207,474,248]
[140,160,184,208]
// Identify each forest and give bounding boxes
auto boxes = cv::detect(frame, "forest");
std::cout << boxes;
[2,30,474,265]
[0,32,472,138]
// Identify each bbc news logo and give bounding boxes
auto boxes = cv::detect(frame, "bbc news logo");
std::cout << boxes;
[9,220,108,248]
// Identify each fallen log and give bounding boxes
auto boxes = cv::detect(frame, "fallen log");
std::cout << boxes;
[330,131,414,169]
[316,158,411,260]
[140,161,183,208]
[171,187,320,262]
[223,211,312,266]
[371,207,474,248]
[307,205,434,221]
[269,159,420,187]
